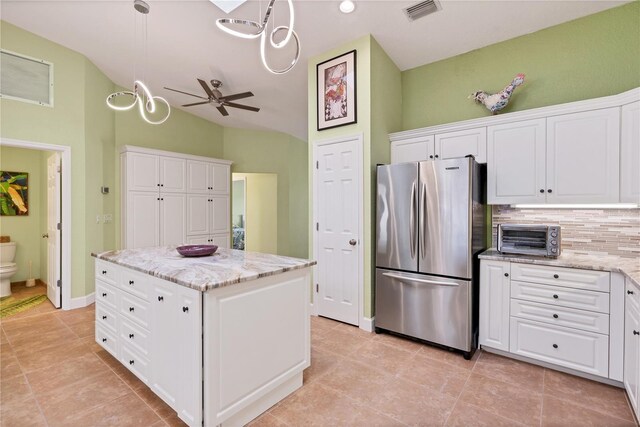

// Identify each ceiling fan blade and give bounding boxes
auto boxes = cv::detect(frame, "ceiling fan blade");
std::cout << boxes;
[197,78,216,98]
[182,101,211,107]
[164,87,208,100]
[219,91,254,102]
[217,105,229,116]
[224,102,260,112]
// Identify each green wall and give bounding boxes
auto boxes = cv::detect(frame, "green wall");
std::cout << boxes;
[223,127,308,259]
[402,2,640,130]
[308,35,401,319]
[0,147,45,282]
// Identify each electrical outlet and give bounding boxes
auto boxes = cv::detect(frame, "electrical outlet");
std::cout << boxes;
[103,214,113,224]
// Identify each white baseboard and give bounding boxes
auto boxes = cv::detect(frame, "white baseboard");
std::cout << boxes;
[66,292,95,310]
[309,302,317,316]
[360,316,374,332]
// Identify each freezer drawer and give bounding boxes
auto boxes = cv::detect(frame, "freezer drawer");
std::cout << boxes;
[375,268,472,351]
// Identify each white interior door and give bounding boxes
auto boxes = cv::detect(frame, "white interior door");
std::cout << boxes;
[47,153,61,308]
[315,136,362,326]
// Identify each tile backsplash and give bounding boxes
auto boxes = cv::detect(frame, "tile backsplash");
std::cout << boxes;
[492,206,640,258]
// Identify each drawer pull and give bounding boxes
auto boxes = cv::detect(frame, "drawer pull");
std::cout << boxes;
[102,338,107,342]
[504,273,509,277]
[129,360,135,365]
[553,274,559,279]
[634,331,639,336]
[129,280,134,285]
[129,307,135,312]
[102,270,107,275]
[129,333,134,339]
[158,296,164,302]
[552,344,558,349]
[102,293,107,297]
[182,306,189,313]
[553,294,559,299]
[628,290,635,295]
[553,314,559,319]
[102,315,107,320]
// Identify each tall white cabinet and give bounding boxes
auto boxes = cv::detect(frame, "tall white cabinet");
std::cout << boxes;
[122,146,231,249]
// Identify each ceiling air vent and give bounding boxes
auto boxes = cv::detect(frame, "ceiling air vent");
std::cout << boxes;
[403,0,441,21]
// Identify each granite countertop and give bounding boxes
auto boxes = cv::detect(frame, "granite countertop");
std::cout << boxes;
[92,246,316,292]
[479,249,640,288]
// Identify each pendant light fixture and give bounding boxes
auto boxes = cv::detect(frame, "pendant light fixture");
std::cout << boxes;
[106,0,170,125]
[215,0,300,75]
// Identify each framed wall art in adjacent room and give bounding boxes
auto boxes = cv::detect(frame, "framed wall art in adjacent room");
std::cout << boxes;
[0,171,29,216]
[316,49,357,131]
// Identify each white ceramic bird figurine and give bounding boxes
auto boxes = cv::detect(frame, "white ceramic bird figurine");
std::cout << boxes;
[469,73,525,114]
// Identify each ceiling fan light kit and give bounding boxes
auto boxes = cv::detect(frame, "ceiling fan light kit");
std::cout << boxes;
[215,0,300,74]
[106,0,170,125]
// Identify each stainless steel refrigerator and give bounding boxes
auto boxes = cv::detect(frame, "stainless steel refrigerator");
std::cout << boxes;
[375,157,486,359]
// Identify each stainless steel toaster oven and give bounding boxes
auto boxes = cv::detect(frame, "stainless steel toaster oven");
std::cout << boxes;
[497,224,561,257]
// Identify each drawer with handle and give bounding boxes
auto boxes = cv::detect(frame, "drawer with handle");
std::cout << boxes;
[511,280,609,314]
[120,318,150,357]
[120,343,149,385]
[120,293,150,329]
[95,259,118,285]
[119,269,150,300]
[510,299,609,334]
[509,317,609,377]
[96,280,118,310]
[511,263,610,292]
[96,303,118,333]
[95,324,118,358]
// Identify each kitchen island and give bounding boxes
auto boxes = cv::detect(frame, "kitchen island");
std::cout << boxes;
[92,246,315,427]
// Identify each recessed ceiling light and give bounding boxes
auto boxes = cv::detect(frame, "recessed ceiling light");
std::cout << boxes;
[339,0,355,14]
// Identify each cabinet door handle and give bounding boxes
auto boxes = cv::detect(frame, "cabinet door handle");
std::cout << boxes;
[102,270,107,275]
[158,296,164,302]
[129,307,135,312]
[552,344,558,349]
[102,338,107,342]
[429,155,434,159]
[129,360,135,365]
[548,189,553,193]
[553,294,559,299]
[434,154,439,159]
[102,293,107,297]
[129,333,134,339]
[553,274,559,279]
[504,273,509,277]
[634,331,639,336]
[553,314,559,319]
[539,189,544,193]
[129,280,134,285]
[182,306,189,313]
[160,184,164,187]
[102,315,107,320]
[628,290,635,295]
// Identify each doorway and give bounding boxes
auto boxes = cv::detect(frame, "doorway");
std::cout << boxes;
[0,138,70,309]
[232,173,278,254]
[312,134,364,326]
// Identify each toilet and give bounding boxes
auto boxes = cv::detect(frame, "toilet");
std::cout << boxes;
[0,242,18,297]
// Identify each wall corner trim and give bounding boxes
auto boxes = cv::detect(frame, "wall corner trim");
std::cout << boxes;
[360,316,374,332]
[67,292,95,310]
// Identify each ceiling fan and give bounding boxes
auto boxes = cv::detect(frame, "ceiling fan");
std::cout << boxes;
[164,79,260,116]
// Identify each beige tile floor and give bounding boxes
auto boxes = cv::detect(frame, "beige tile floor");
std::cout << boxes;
[1,286,637,427]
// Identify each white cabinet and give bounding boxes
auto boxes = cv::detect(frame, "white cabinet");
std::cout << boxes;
[122,146,231,249]
[487,119,546,204]
[435,127,487,163]
[479,260,511,351]
[621,102,640,204]
[150,278,202,425]
[546,108,620,203]
[624,278,640,419]
[391,136,434,163]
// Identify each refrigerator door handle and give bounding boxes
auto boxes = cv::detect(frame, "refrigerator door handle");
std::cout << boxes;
[382,272,460,287]
[419,181,427,259]
[410,181,417,259]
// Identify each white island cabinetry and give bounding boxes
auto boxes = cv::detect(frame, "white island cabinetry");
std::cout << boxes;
[94,247,313,427]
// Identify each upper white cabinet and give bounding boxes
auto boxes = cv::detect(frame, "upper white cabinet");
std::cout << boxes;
[435,127,487,163]
[391,136,434,164]
[546,108,620,203]
[621,102,640,204]
[122,146,232,249]
[487,119,546,204]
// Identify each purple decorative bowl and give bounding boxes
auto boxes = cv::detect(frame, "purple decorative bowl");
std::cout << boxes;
[176,244,218,257]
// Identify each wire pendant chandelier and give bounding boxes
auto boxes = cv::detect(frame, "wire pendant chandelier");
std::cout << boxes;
[216,0,300,75]
[106,0,170,125]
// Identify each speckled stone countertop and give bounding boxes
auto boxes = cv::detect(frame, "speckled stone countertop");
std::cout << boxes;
[92,246,316,292]
[479,249,640,288]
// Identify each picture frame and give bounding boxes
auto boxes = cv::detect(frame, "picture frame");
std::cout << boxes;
[0,171,29,216]
[316,49,357,131]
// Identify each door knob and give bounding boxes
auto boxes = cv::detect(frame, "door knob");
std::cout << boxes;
[42,233,49,238]
[349,239,357,246]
